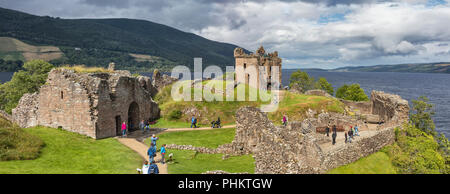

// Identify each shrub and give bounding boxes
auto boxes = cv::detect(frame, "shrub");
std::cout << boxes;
[168,110,183,120]
[336,84,369,101]
[383,124,446,174]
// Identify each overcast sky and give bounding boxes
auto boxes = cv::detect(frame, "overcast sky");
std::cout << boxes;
[1,0,449,69]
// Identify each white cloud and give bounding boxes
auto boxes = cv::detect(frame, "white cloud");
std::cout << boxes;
[1,0,449,69]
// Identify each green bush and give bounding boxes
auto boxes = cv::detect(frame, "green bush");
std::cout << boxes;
[0,60,54,113]
[168,110,183,120]
[384,124,447,174]
[336,84,369,101]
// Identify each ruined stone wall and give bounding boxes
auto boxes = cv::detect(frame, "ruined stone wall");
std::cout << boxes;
[231,103,401,174]
[37,69,97,137]
[340,99,372,114]
[234,47,282,89]
[12,92,40,128]
[12,68,160,139]
[305,89,332,98]
[371,90,409,127]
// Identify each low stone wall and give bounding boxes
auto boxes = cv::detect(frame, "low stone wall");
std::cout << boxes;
[0,110,13,122]
[165,144,235,155]
[304,89,332,97]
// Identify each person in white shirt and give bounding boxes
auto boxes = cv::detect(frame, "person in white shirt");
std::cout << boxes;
[137,161,150,174]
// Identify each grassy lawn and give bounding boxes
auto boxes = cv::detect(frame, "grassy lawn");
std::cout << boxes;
[327,151,397,174]
[151,118,192,128]
[145,127,254,174]
[145,128,236,148]
[0,127,142,174]
[167,150,254,174]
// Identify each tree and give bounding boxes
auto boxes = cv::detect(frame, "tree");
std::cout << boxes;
[0,60,54,113]
[410,96,436,136]
[335,84,369,101]
[315,77,334,96]
[289,70,315,91]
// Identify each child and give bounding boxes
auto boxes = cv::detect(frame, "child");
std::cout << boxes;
[160,144,166,164]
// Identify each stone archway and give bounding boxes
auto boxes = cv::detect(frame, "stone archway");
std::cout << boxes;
[128,101,140,131]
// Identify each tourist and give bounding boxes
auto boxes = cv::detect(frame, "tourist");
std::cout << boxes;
[160,144,166,164]
[332,125,337,134]
[147,143,157,162]
[140,120,145,133]
[145,120,150,133]
[148,160,159,174]
[348,128,353,143]
[138,160,150,174]
[216,117,221,128]
[332,131,337,145]
[121,121,127,138]
[151,134,159,150]
[282,115,288,126]
[354,125,359,136]
[345,132,348,143]
[211,120,216,128]
[325,125,330,137]
[191,116,196,128]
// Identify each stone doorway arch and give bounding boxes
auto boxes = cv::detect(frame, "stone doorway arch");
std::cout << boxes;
[128,101,140,131]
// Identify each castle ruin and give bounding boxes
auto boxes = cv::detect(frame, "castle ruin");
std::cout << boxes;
[12,67,165,139]
[234,46,282,90]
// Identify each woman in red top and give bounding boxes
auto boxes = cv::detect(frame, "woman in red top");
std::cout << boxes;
[121,122,127,137]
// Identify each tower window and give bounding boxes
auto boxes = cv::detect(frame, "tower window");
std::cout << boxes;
[61,91,64,99]
[244,63,247,69]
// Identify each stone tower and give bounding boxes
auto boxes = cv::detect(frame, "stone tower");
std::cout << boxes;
[234,46,282,90]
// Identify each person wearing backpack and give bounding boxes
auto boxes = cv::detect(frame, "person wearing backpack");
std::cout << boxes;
[148,160,159,174]
[147,143,157,163]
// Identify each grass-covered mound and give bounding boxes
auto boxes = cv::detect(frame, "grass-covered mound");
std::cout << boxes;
[268,91,345,124]
[154,80,272,127]
[0,116,44,161]
[154,80,346,128]
[0,126,142,174]
[146,127,254,174]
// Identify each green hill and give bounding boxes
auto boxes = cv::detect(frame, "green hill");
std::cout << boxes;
[0,7,245,72]
[333,62,450,74]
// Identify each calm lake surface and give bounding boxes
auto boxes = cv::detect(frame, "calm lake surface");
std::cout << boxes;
[1,70,449,137]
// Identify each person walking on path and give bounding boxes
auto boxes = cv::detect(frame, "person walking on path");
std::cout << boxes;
[191,116,197,128]
[345,132,348,143]
[282,115,288,126]
[325,125,330,137]
[148,160,159,174]
[150,134,159,150]
[348,128,353,143]
[145,120,150,133]
[147,143,157,162]
[160,144,166,164]
[332,125,337,134]
[139,120,145,133]
[121,121,127,138]
[354,125,359,136]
